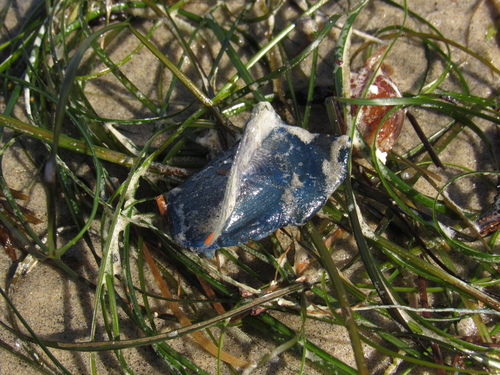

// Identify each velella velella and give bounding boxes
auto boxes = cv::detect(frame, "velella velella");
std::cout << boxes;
[161,102,351,256]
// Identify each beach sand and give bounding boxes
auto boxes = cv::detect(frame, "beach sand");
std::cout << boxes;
[0,0,499,373]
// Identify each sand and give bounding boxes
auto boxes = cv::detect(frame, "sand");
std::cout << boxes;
[0,0,499,374]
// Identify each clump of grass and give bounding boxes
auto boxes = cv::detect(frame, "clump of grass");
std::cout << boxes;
[0,0,499,374]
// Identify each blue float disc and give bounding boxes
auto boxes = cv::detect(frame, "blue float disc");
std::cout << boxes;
[165,102,351,256]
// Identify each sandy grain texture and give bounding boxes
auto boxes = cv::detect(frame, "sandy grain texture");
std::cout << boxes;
[0,0,499,374]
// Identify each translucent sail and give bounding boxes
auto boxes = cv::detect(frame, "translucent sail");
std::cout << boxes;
[165,102,351,256]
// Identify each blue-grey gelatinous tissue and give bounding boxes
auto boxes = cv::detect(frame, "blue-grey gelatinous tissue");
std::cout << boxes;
[165,102,351,256]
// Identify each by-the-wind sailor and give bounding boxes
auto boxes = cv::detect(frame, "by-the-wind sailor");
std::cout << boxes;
[161,102,351,256]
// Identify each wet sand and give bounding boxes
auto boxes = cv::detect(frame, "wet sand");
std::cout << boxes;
[0,1,499,373]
